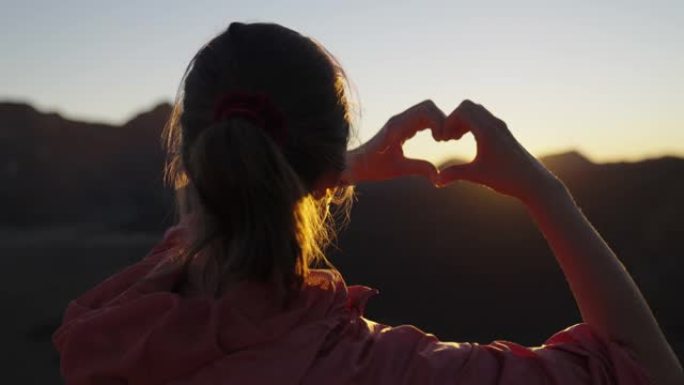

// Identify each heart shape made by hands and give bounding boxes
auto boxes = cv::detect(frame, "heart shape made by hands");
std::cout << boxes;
[401,129,477,172]
[352,100,491,185]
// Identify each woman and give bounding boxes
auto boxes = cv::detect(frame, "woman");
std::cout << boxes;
[52,22,682,385]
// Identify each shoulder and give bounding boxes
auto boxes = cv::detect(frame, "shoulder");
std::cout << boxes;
[305,269,381,317]
[310,321,653,385]
[362,323,653,384]
[306,316,476,384]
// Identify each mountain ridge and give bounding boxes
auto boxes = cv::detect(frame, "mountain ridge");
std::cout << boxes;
[3,100,680,164]
[1,100,683,231]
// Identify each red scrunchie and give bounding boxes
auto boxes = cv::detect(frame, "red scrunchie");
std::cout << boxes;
[212,91,287,147]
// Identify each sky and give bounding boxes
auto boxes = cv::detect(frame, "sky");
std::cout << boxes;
[1,0,682,164]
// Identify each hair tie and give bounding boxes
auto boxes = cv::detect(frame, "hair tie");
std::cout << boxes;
[212,91,287,147]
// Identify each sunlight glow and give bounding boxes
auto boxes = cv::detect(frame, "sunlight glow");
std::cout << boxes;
[2,0,682,162]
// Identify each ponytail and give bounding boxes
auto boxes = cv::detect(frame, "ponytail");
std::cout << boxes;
[156,22,354,304]
[178,116,329,300]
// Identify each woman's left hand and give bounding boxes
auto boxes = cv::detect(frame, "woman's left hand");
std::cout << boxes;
[341,100,445,185]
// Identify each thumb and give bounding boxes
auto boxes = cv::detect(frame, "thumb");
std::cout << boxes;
[400,158,438,182]
[437,163,478,187]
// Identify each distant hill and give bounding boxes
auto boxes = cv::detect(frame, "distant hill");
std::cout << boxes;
[0,101,174,229]
[2,101,681,231]
[1,101,682,384]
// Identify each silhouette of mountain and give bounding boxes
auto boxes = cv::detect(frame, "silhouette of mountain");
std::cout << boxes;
[442,150,595,171]
[540,150,593,167]
[0,101,174,229]
[1,101,682,383]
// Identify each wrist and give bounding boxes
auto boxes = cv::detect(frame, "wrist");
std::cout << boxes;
[340,148,364,186]
[521,176,572,213]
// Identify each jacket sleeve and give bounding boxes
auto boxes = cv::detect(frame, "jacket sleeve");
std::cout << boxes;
[361,322,653,385]
[52,225,186,351]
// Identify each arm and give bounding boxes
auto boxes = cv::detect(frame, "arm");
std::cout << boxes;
[439,100,683,385]
[528,180,682,385]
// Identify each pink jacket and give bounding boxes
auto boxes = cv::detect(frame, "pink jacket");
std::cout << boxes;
[53,224,652,385]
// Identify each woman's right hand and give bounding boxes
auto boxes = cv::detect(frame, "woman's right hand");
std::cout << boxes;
[437,100,564,205]
[341,100,445,185]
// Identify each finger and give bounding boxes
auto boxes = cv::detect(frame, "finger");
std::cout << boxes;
[469,102,508,134]
[437,163,478,186]
[443,100,478,140]
[400,157,439,182]
[470,101,497,122]
[450,100,511,141]
[393,99,445,143]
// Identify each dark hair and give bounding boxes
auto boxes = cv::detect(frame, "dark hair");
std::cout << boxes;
[159,22,355,302]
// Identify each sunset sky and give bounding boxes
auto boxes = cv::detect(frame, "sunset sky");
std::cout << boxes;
[2,0,682,164]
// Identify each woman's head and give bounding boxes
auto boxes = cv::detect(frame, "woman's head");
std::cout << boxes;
[162,22,354,301]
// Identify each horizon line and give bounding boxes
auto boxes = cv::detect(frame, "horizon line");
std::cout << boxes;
[2,98,683,164]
